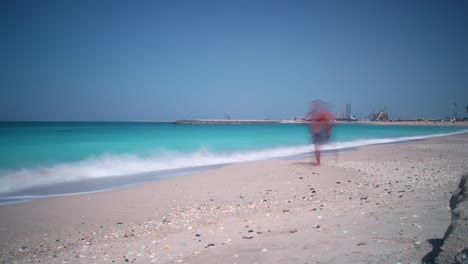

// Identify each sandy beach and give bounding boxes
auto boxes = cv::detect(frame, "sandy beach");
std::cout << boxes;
[1,133,467,264]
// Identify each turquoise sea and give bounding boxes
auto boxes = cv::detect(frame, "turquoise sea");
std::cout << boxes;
[0,122,466,204]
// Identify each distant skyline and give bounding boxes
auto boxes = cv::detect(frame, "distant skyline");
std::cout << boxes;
[1,0,467,121]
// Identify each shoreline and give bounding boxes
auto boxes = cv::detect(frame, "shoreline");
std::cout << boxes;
[172,119,468,127]
[1,129,467,206]
[1,133,467,263]
[2,120,468,127]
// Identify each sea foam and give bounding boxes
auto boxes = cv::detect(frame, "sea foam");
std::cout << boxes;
[0,130,466,195]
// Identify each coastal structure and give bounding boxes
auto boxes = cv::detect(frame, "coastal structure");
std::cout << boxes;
[172,119,281,124]
[370,109,390,121]
[346,103,351,119]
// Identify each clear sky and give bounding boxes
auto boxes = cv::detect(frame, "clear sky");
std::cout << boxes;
[1,0,467,121]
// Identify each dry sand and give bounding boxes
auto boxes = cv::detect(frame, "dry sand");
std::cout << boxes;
[1,133,467,264]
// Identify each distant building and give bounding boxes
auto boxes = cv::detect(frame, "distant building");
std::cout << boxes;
[346,104,351,120]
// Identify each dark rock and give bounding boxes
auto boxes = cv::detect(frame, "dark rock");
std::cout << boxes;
[425,174,468,264]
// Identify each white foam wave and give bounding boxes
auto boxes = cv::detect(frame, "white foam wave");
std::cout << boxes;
[1,130,466,195]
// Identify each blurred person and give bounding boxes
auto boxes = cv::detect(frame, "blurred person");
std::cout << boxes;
[307,100,334,166]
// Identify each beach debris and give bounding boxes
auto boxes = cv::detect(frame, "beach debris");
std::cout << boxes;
[222,239,232,245]
[356,242,366,246]
[205,243,215,248]
[289,228,298,233]
[261,248,268,252]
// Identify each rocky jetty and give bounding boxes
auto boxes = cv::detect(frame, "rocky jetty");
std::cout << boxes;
[172,119,281,124]
[435,174,468,263]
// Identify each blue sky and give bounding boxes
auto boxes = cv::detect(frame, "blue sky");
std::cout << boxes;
[1,0,467,121]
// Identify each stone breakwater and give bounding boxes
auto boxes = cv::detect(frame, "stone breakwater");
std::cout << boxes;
[172,120,282,124]
[433,174,468,264]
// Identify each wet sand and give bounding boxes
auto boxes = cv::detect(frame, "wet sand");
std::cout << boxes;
[1,133,467,264]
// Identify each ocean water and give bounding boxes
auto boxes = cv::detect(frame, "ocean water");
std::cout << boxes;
[0,122,466,204]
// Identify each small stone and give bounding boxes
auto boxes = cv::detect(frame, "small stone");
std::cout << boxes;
[205,243,215,248]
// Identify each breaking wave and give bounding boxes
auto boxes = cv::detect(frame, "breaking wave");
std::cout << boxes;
[0,129,466,195]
